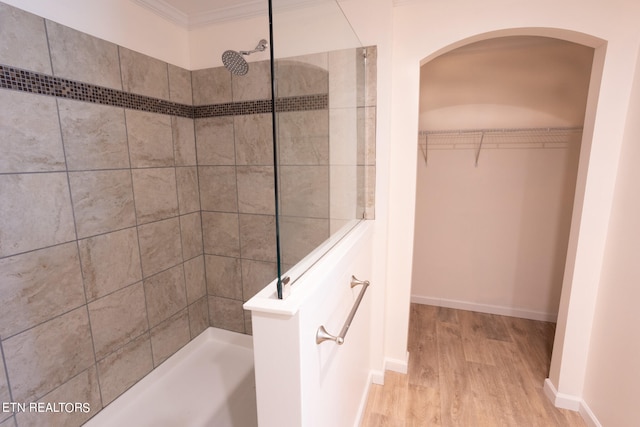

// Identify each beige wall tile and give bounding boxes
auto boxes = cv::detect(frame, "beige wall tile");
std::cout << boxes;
[237,166,275,215]
[329,48,358,109]
[79,227,142,301]
[150,309,190,366]
[277,110,329,166]
[358,106,377,166]
[195,117,235,165]
[205,255,242,299]
[365,165,376,219]
[364,46,377,108]
[172,116,196,166]
[69,170,136,239]
[0,243,85,338]
[0,415,15,426]
[143,264,187,328]
[238,214,277,263]
[168,64,193,105]
[279,216,329,266]
[46,20,121,90]
[329,107,358,165]
[137,217,182,277]
[231,60,271,102]
[201,212,240,257]
[126,109,174,167]
[234,113,274,166]
[188,297,209,339]
[119,47,169,100]
[208,297,245,333]
[192,67,231,105]
[180,212,203,260]
[198,166,238,212]
[176,167,200,215]
[184,255,206,304]
[16,367,102,427]
[96,333,152,405]
[276,55,328,97]
[0,355,10,415]
[88,283,148,359]
[243,310,253,336]
[0,3,51,73]
[241,259,277,302]
[279,165,330,218]
[3,307,94,402]
[132,168,179,224]
[330,165,358,222]
[58,99,129,171]
[0,173,75,257]
[0,90,65,173]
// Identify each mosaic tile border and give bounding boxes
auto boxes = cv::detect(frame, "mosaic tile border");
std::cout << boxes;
[0,64,328,118]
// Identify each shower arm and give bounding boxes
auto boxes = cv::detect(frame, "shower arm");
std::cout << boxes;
[239,40,268,56]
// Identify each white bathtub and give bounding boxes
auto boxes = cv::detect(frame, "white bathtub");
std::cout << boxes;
[84,328,257,427]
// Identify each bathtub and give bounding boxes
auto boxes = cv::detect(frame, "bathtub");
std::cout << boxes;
[84,328,257,427]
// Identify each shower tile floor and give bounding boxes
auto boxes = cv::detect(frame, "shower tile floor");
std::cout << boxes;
[84,328,257,427]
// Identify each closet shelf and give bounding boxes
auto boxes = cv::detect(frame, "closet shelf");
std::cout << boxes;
[418,126,583,166]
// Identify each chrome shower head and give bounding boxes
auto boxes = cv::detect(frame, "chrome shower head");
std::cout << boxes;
[222,39,268,76]
[222,50,249,76]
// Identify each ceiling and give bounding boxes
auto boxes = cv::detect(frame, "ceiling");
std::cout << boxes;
[132,0,324,29]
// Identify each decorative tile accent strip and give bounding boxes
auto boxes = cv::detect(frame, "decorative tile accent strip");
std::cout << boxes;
[1,64,328,118]
[0,65,193,117]
[192,94,328,118]
[276,94,328,113]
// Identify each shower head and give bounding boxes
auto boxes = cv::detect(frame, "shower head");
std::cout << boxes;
[222,39,268,76]
[222,50,249,76]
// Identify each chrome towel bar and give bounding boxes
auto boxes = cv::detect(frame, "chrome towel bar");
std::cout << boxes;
[316,276,370,345]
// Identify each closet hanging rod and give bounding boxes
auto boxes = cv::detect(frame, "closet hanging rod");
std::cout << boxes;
[418,126,583,167]
[418,126,583,136]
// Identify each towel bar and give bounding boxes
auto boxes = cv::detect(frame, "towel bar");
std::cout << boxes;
[316,275,370,345]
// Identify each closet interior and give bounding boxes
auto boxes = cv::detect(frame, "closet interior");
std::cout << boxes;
[411,36,594,321]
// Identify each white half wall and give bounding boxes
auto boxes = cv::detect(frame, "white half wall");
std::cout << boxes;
[245,221,377,427]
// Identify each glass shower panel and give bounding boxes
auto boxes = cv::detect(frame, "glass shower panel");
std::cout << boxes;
[269,0,366,297]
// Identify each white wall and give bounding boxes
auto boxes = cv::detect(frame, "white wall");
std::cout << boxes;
[388,0,640,417]
[419,37,593,129]
[412,144,581,320]
[411,38,590,321]
[580,44,640,427]
[2,0,190,67]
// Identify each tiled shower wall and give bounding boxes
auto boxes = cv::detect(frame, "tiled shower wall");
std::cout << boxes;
[197,50,377,334]
[0,2,376,426]
[0,3,207,426]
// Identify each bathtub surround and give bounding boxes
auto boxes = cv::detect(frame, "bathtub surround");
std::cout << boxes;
[0,2,375,425]
[0,4,205,425]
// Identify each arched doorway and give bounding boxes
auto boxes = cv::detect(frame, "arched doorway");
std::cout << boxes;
[386,23,615,409]
[412,35,593,325]
[409,35,596,416]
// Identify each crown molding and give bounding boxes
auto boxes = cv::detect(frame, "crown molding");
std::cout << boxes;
[132,0,344,29]
[132,0,267,29]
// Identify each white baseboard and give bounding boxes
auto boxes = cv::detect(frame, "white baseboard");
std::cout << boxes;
[543,378,602,426]
[578,399,602,427]
[411,295,558,322]
[543,378,581,410]
[370,370,385,385]
[384,351,409,374]
[354,372,376,427]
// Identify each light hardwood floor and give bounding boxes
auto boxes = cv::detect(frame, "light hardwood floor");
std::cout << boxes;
[360,304,587,426]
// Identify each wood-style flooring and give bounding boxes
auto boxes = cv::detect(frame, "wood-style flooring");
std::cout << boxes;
[360,304,586,426]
